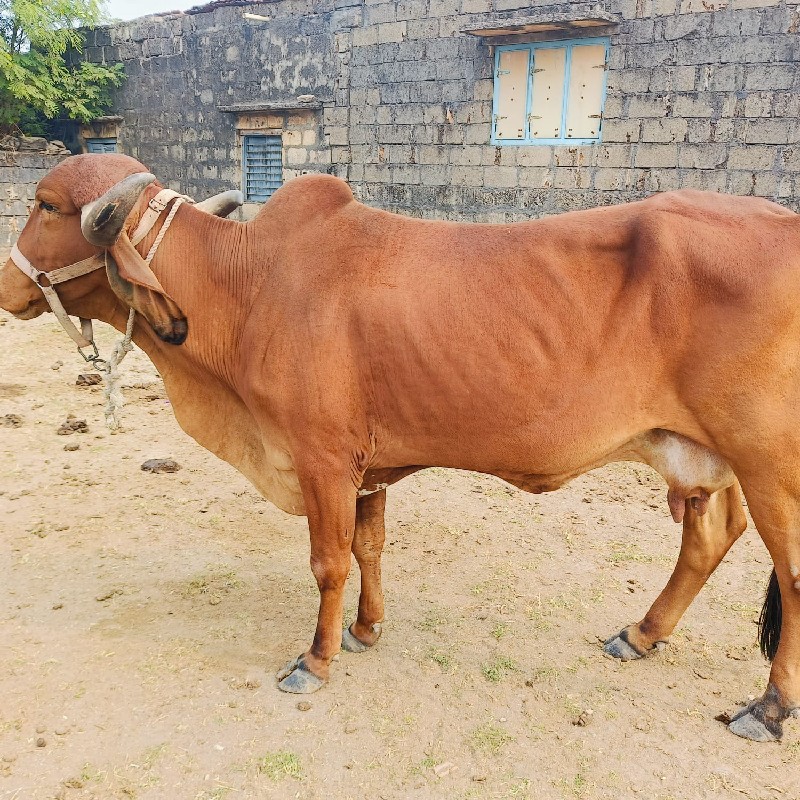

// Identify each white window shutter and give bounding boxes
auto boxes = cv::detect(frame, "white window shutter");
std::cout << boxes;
[529,47,567,140]
[564,44,606,140]
[494,49,529,140]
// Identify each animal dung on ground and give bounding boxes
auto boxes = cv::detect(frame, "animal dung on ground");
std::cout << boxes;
[57,415,88,435]
[75,373,102,386]
[1,414,22,428]
[141,458,181,473]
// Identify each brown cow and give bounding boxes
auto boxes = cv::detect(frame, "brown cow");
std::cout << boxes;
[1,153,797,742]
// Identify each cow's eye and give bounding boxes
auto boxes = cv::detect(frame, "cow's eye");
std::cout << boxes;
[39,201,57,213]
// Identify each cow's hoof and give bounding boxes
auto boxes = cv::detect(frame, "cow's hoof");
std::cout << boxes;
[728,707,780,742]
[276,656,326,694]
[603,630,644,661]
[341,622,382,653]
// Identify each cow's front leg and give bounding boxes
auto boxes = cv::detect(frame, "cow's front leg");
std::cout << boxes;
[342,489,387,653]
[277,471,356,694]
[605,482,746,659]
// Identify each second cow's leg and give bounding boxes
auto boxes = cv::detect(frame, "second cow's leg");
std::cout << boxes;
[277,469,356,694]
[605,481,747,659]
[342,489,387,652]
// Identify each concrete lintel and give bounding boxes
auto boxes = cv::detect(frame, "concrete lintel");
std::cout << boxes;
[462,9,620,37]
[218,101,323,112]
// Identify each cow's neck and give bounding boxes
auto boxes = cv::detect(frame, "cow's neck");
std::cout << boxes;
[121,204,273,388]
[99,206,280,485]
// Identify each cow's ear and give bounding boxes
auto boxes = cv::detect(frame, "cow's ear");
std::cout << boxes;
[106,233,187,345]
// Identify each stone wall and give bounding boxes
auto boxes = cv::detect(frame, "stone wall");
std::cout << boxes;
[0,139,70,260]
[85,0,800,221]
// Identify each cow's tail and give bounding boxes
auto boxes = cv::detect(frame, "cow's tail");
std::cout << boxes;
[758,568,781,661]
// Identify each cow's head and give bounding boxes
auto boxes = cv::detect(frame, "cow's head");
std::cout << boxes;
[0,153,188,344]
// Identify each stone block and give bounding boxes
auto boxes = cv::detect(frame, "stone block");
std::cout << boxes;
[396,0,427,20]
[634,143,679,168]
[464,123,492,145]
[745,119,793,144]
[701,63,739,92]
[395,40,426,61]
[780,147,800,171]
[308,148,332,165]
[451,146,484,166]
[684,120,712,142]
[593,145,632,168]
[673,93,714,117]
[518,168,553,188]
[727,146,775,169]
[406,18,439,39]
[664,14,713,40]
[352,25,379,47]
[287,148,309,165]
[678,143,728,168]
[733,0,778,8]
[483,166,518,188]
[744,64,796,91]
[743,92,773,117]
[626,95,671,118]
[601,119,641,143]
[773,92,800,118]
[679,0,727,10]
[626,42,676,68]
[649,65,697,91]
[393,164,421,183]
[641,118,688,143]
[364,3,396,25]
[647,169,683,192]
[418,145,449,164]
[282,130,302,147]
[450,167,484,186]
[711,8,762,36]
[610,69,651,93]
[428,0,461,16]
[680,170,727,191]
[327,126,349,146]
[593,168,626,190]
[442,81,472,102]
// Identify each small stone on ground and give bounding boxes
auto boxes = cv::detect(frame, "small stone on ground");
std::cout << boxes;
[141,458,181,473]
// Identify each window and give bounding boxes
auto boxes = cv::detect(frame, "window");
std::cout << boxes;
[492,38,609,145]
[242,134,283,202]
[86,138,118,153]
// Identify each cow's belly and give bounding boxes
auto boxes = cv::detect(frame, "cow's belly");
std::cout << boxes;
[495,429,734,523]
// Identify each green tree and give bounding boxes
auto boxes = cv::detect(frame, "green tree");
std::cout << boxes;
[0,0,124,134]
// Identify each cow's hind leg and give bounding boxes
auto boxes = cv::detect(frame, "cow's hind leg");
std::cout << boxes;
[277,469,356,694]
[605,482,746,659]
[342,489,387,653]
[727,477,800,741]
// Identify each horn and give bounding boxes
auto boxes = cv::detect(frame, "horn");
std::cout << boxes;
[80,172,156,247]
[194,190,244,218]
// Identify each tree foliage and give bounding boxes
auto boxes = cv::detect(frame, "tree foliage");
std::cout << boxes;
[0,0,124,133]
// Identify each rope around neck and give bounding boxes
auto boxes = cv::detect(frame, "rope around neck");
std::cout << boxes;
[99,197,187,431]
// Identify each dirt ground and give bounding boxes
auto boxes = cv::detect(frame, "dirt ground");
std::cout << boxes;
[1,309,799,800]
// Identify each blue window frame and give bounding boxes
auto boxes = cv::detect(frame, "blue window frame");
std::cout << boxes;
[492,38,610,146]
[242,135,283,202]
[86,138,117,153]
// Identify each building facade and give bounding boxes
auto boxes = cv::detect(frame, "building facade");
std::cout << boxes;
[79,0,800,221]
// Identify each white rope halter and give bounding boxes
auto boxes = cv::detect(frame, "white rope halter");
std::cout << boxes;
[8,186,189,429]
